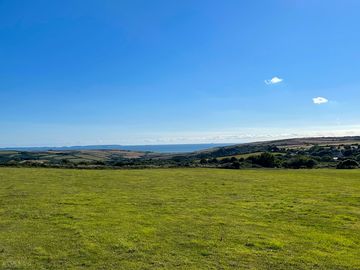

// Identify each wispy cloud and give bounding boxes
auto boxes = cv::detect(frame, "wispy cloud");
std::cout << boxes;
[312,97,328,105]
[265,76,283,85]
[136,125,360,144]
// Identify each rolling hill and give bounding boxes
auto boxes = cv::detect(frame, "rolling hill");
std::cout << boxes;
[1,136,359,169]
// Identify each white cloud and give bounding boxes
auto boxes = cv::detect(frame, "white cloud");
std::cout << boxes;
[128,125,360,144]
[312,97,328,105]
[265,76,283,85]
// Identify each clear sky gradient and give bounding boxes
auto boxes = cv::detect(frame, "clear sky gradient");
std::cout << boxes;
[1,0,360,146]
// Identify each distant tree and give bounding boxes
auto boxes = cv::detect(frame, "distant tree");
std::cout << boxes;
[336,159,359,169]
[223,161,241,169]
[320,155,333,162]
[230,161,241,169]
[95,161,105,166]
[304,159,317,169]
[200,158,207,165]
[267,145,280,152]
[343,149,353,157]
[283,156,317,169]
[248,152,276,168]
[230,157,238,162]
[60,158,70,165]
[220,157,232,164]
[114,161,125,167]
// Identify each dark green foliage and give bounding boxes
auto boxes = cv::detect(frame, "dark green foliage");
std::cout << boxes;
[231,161,241,169]
[343,149,354,157]
[60,158,70,164]
[320,155,333,162]
[336,159,359,169]
[1,137,360,169]
[209,158,218,164]
[220,157,232,164]
[223,161,241,169]
[200,158,207,164]
[248,152,276,168]
[283,156,317,169]
[267,145,281,152]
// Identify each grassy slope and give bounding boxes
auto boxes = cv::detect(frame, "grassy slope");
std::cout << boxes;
[0,150,149,165]
[0,168,359,270]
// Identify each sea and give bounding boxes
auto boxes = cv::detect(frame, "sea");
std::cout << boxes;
[0,143,234,153]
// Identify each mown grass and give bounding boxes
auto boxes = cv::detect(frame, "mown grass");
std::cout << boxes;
[0,168,359,269]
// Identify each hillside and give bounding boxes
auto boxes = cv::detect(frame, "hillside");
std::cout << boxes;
[189,136,360,159]
[0,150,151,167]
[1,136,360,169]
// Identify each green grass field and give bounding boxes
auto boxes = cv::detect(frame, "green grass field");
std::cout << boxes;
[0,168,359,269]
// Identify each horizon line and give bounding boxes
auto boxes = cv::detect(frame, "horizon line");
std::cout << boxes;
[1,134,360,150]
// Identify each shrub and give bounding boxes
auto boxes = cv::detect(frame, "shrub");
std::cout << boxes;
[223,161,241,169]
[283,156,317,169]
[220,158,232,164]
[320,155,333,162]
[336,159,359,169]
[248,152,276,168]
[208,158,218,164]
[200,158,207,165]
[230,161,241,169]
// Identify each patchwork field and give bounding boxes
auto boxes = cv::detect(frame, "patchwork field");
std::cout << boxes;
[0,168,359,269]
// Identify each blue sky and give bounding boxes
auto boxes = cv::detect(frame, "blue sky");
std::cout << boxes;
[1,0,360,146]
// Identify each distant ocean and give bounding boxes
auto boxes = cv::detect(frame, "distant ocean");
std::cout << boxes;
[1,143,234,153]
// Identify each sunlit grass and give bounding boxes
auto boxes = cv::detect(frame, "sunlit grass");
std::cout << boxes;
[0,168,359,269]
